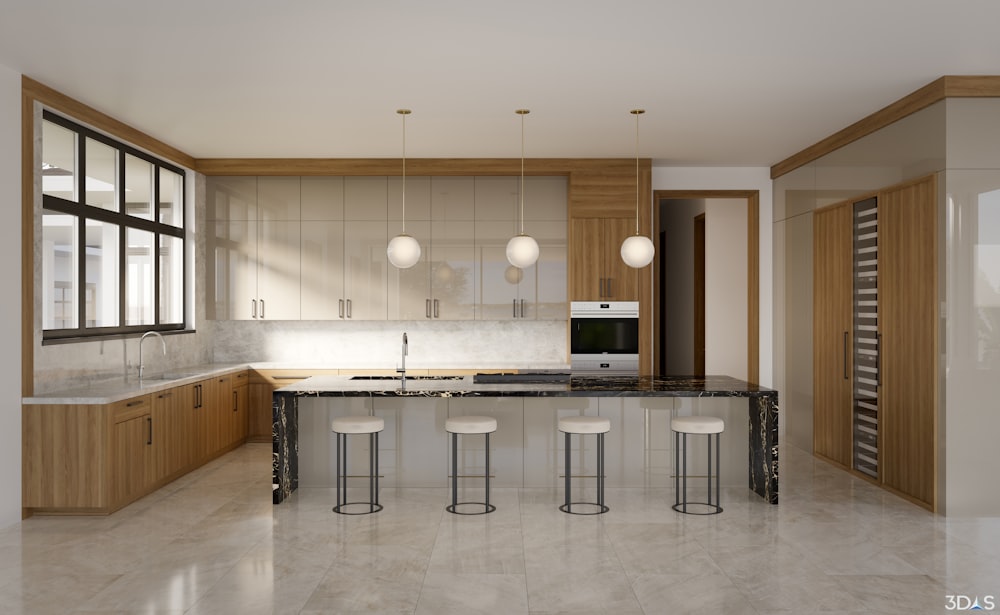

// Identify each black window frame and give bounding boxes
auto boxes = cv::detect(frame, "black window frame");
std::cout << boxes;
[42,110,188,341]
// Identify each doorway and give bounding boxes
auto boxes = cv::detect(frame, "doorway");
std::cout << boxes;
[653,190,759,383]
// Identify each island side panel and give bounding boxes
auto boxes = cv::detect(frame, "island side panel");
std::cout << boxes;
[748,392,779,504]
[273,391,298,504]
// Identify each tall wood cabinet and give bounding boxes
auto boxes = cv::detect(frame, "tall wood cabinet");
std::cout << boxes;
[812,174,938,510]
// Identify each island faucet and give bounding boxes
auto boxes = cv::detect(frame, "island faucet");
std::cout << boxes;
[139,331,166,380]
[397,332,408,390]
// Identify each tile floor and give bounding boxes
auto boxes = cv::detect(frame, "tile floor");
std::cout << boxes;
[2,443,999,614]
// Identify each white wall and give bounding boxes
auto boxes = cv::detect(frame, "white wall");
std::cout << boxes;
[651,167,774,388]
[0,62,22,528]
[705,199,748,381]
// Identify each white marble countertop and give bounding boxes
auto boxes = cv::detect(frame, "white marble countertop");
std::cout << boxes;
[23,362,571,405]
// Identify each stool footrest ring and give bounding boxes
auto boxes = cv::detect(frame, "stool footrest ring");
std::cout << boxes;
[446,502,496,515]
[333,502,384,515]
[559,502,610,515]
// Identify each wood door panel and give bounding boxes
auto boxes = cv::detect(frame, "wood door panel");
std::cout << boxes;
[604,217,639,301]
[879,176,937,508]
[569,218,602,300]
[812,202,853,467]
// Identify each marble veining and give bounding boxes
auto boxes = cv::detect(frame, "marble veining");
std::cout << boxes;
[272,375,779,506]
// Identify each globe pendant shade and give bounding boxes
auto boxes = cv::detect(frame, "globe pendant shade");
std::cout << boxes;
[506,234,539,268]
[387,233,421,268]
[621,234,655,268]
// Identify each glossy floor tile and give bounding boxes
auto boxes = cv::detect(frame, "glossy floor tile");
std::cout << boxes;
[2,443,999,614]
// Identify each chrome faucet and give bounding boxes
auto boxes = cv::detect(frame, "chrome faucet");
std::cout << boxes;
[139,331,166,380]
[397,332,408,390]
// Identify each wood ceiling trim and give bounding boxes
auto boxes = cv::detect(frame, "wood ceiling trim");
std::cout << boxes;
[22,76,197,170]
[770,75,1000,180]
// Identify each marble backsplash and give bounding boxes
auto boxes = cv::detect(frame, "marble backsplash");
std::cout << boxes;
[211,319,568,369]
[33,319,568,394]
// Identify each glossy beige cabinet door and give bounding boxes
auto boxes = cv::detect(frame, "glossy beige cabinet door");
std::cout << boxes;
[256,221,301,319]
[430,218,475,320]
[300,220,346,319]
[475,219,537,319]
[343,220,388,320]
[258,176,300,221]
[388,219,431,319]
[207,176,256,221]
[209,220,257,320]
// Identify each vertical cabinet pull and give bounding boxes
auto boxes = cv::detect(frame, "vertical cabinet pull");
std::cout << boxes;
[346,299,352,319]
[339,299,345,319]
[233,390,238,412]
[147,416,152,446]
[433,299,440,318]
[426,299,432,319]
[260,299,265,319]
[843,331,849,380]
[251,299,257,319]
[520,299,526,318]
[513,299,517,318]
[606,278,612,297]
[598,278,604,297]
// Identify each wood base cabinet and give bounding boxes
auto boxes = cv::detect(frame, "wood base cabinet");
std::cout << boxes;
[812,174,937,510]
[23,370,250,515]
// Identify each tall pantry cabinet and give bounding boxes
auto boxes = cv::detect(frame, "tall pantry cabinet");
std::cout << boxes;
[812,174,937,510]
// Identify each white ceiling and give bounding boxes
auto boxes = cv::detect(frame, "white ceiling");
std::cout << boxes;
[2,0,999,167]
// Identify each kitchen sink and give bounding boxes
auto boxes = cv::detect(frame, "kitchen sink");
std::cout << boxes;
[349,375,466,381]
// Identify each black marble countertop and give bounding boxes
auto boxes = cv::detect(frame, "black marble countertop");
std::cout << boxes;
[276,374,777,398]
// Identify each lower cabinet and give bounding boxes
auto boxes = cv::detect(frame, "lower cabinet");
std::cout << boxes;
[23,369,250,515]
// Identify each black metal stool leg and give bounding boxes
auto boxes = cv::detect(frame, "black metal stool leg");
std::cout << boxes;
[682,433,688,513]
[707,430,712,508]
[485,432,491,510]
[597,432,605,509]
[564,431,571,513]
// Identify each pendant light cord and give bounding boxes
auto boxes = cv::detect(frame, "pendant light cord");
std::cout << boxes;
[520,111,526,235]
[401,111,407,234]
[634,110,640,235]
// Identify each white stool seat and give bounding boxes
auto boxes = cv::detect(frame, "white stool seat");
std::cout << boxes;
[559,416,611,434]
[671,416,725,435]
[331,416,385,434]
[446,415,497,434]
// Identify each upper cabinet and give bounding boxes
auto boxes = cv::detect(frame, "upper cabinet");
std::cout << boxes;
[475,177,567,319]
[208,177,301,320]
[206,175,568,322]
[569,217,638,301]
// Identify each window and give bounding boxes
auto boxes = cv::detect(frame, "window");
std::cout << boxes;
[41,111,187,340]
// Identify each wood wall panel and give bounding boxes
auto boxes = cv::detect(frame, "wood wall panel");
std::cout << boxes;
[812,201,853,467]
[879,175,937,509]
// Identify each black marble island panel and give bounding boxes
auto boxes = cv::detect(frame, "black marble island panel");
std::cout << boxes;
[272,375,778,505]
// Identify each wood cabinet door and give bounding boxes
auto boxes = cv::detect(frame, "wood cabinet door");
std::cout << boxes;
[569,218,603,300]
[233,384,249,443]
[151,389,182,481]
[879,175,937,508]
[248,382,276,442]
[812,202,853,467]
[209,375,233,453]
[603,217,639,301]
[111,414,152,506]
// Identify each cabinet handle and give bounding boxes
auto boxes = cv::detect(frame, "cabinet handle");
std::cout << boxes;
[157,392,172,399]
[598,278,604,297]
[126,399,144,408]
[346,299,352,319]
[433,299,440,318]
[233,390,238,412]
[339,299,345,319]
[606,278,612,297]
[513,299,518,318]
[252,299,257,318]
[520,299,525,318]
[147,416,152,446]
[426,299,432,319]
[260,299,265,319]
[195,384,202,409]
[843,331,849,380]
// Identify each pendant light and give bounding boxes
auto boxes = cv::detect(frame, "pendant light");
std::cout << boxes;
[620,109,655,268]
[506,109,540,268]
[387,109,421,269]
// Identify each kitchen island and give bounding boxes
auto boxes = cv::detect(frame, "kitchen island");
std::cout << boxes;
[273,375,778,505]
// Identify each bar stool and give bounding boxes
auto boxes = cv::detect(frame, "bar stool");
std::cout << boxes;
[445,415,497,515]
[331,415,384,515]
[671,415,724,515]
[558,415,611,515]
